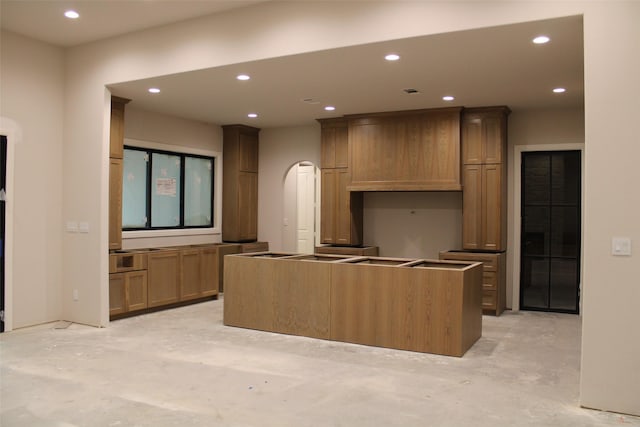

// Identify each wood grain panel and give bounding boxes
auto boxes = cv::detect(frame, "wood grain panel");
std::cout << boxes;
[147,250,180,308]
[180,249,201,301]
[199,246,219,297]
[109,273,126,316]
[320,169,337,244]
[126,270,148,312]
[109,158,123,250]
[272,259,331,339]
[482,164,503,251]
[349,108,462,191]
[462,164,482,250]
[223,255,274,331]
[330,263,378,346]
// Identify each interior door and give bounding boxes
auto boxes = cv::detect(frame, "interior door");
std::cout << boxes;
[0,135,6,332]
[520,150,581,313]
[296,163,315,254]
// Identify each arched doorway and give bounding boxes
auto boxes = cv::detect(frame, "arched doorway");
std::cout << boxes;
[282,161,320,254]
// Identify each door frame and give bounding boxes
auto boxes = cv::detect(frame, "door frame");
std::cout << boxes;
[512,143,584,313]
[0,117,19,332]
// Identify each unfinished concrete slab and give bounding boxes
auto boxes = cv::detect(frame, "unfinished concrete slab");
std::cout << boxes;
[1,298,638,427]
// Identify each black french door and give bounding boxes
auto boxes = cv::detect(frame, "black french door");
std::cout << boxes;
[1,135,6,332]
[520,150,581,314]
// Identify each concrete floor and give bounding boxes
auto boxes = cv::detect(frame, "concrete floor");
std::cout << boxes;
[1,298,638,427]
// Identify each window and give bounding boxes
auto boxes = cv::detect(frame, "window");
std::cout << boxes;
[122,146,214,230]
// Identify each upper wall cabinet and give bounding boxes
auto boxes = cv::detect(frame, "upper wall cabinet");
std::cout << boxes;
[222,124,260,243]
[109,96,130,159]
[462,107,510,165]
[347,108,462,191]
[319,118,349,169]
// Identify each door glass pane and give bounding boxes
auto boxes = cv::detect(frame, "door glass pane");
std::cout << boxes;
[550,259,579,311]
[184,157,213,227]
[523,155,550,205]
[523,206,549,256]
[551,152,581,205]
[122,149,148,228]
[521,256,549,309]
[550,206,580,257]
[151,153,181,227]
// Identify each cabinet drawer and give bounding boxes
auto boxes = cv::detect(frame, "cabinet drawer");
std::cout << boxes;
[482,290,496,309]
[109,252,147,273]
[482,271,497,291]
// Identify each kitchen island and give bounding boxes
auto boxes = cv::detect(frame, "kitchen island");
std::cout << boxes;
[223,253,483,357]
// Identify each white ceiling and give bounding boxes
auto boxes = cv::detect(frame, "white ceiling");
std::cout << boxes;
[0,0,267,47]
[0,1,584,129]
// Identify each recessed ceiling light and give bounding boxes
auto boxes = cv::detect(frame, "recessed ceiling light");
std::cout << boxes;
[64,10,80,19]
[324,106,336,111]
[385,54,400,61]
[236,74,251,81]
[148,88,161,94]
[553,87,566,93]
[533,35,550,44]
[442,95,455,101]
[247,113,258,118]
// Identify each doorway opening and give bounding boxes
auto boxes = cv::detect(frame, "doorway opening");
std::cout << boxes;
[283,161,319,254]
[520,150,581,314]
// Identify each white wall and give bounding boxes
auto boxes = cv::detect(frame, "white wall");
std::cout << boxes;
[0,0,633,415]
[258,125,321,250]
[363,192,462,259]
[121,107,223,249]
[0,31,64,329]
[580,3,640,414]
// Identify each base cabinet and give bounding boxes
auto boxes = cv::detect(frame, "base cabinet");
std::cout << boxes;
[109,270,148,316]
[440,250,506,316]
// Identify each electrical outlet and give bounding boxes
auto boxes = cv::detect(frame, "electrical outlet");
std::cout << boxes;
[73,289,79,301]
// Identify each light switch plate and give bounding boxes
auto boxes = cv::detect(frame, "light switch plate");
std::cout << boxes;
[78,222,90,233]
[66,221,78,233]
[612,237,632,256]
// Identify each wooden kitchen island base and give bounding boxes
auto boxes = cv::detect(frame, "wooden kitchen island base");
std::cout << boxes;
[223,253,483,357]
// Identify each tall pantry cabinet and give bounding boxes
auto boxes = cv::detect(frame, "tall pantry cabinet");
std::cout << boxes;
[461,107,510,251]
[318,118,363,246]
[454,106,510,315]
[109,96,130,250]
[222,125,260,243]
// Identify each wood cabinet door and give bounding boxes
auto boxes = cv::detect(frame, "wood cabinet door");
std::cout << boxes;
[482,115,504,164]
[482,163,503,250]
[180,249,201,301]
[321,125,349,169]
[462,116,483,164]
[200,247,219,297]
[147,251,181,307]
[237,171,258,241]
[320,169,337,244]
[239,132,258,172]
[109,101,125,159]
[109,273,126,316]
[109,158,123,250]
[462,164,482,250]
[335,169,353,245]
[126,270,148,312]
